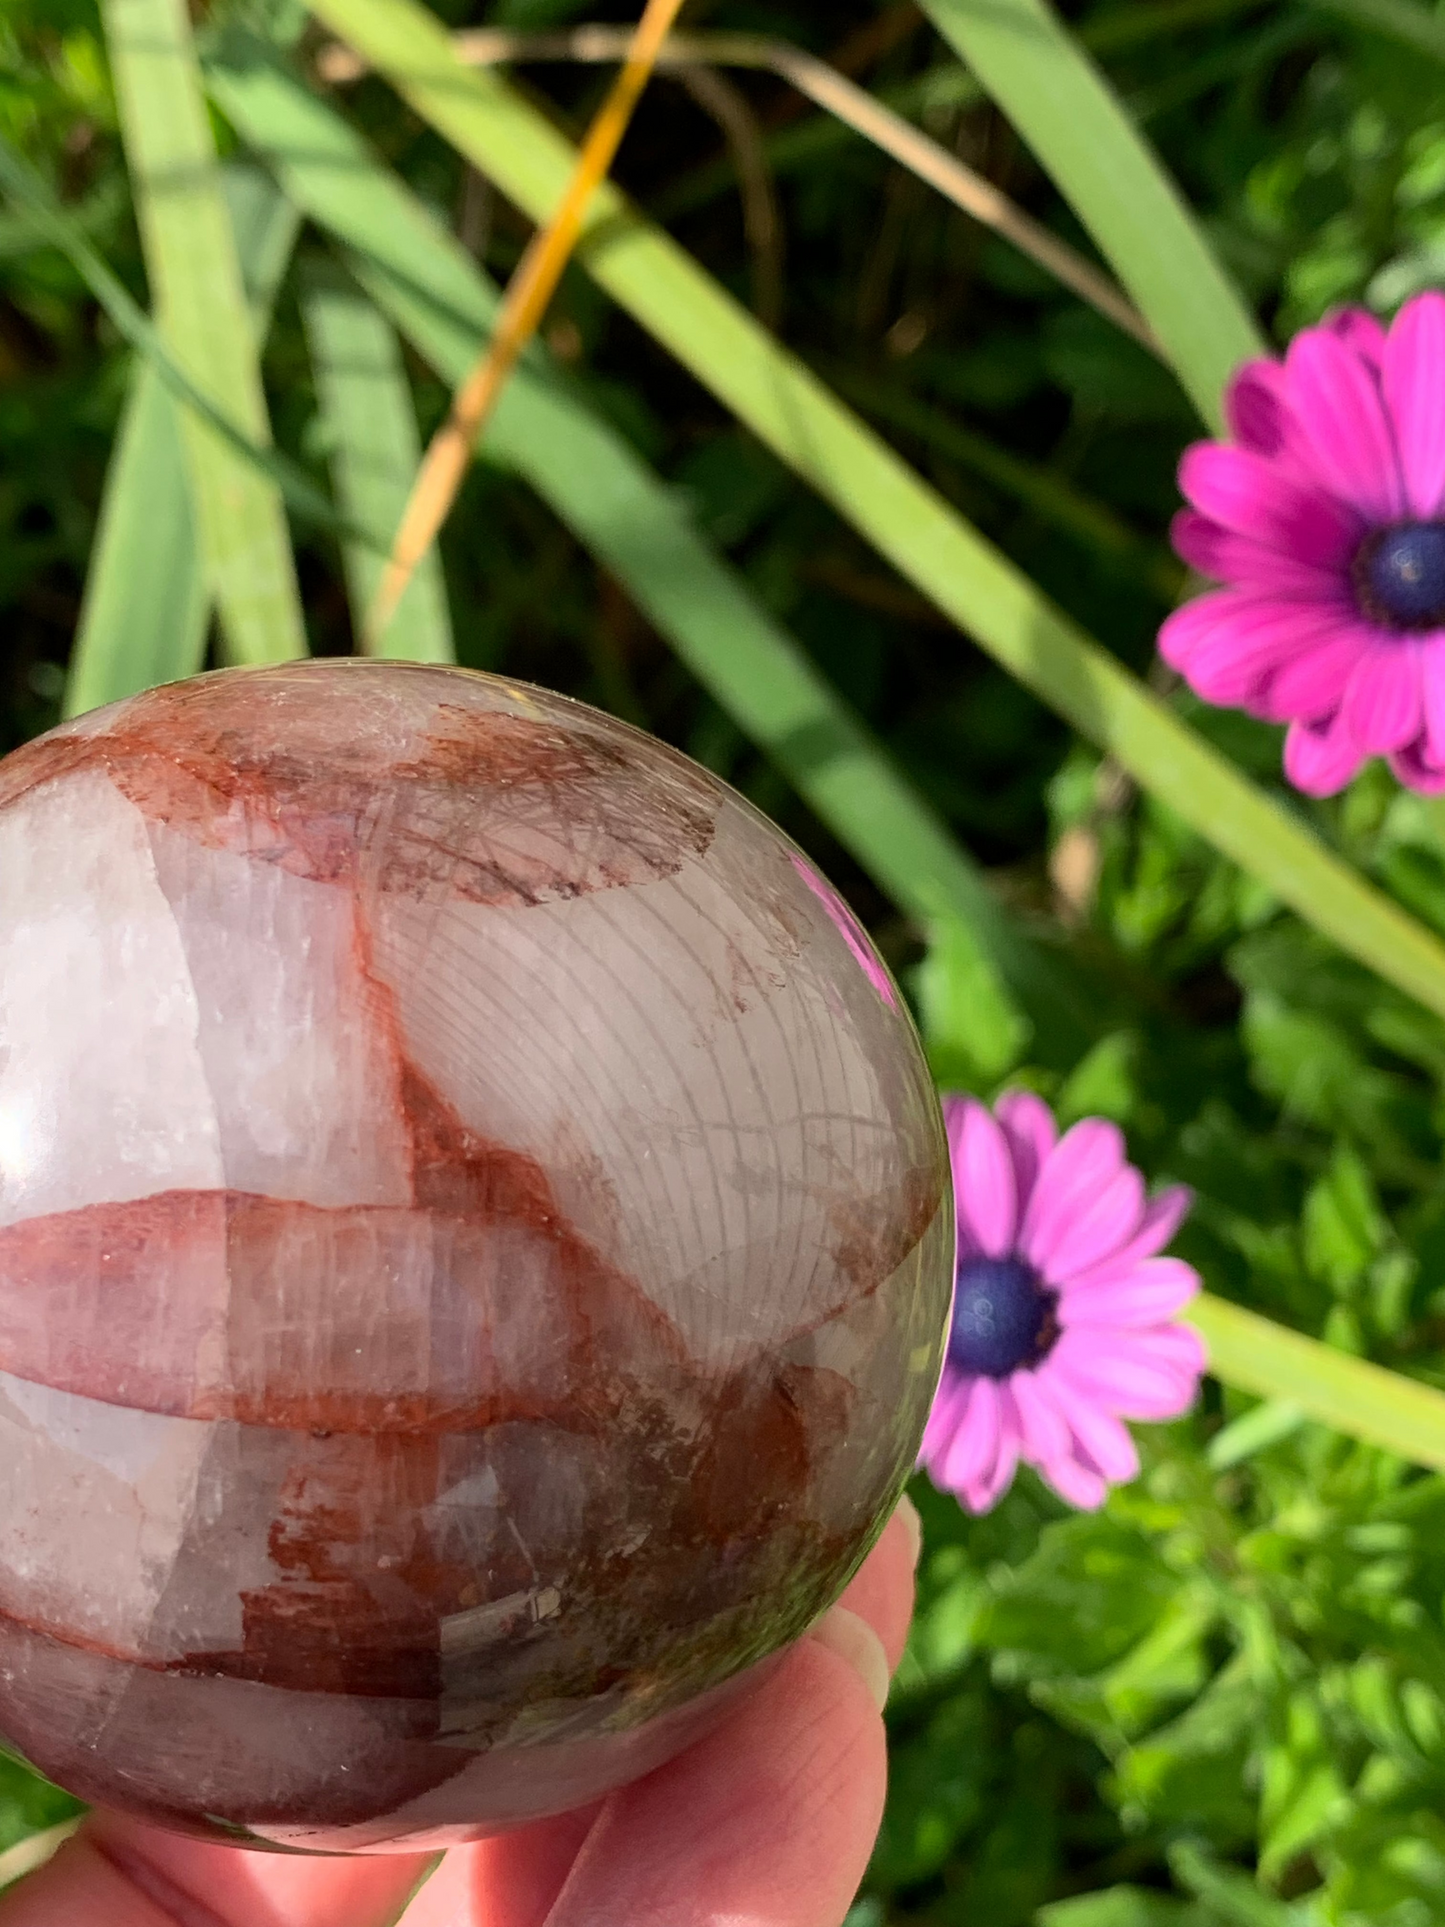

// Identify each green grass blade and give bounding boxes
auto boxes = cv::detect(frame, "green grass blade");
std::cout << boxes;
[206,29,1096,1058]
[65,362,209,716]
[65,165,301,717]
[1307,0,1445,59]
[293,0,1445,1036]
[1190,1296,1445,1474]
[102,0,307,664]
[299,257,454,663]
[224,157,302,317]
[0,136,385,552]
[915,0,1266,429]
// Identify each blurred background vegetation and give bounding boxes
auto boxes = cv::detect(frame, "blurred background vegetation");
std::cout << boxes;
[8,0,1445,1920]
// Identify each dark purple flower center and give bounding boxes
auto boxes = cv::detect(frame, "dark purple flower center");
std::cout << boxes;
[1353,522,1445,631]
[948,1253,1060,1379]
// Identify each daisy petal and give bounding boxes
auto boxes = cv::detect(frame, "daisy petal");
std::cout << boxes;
[1170,513,1353,601]
[1038,1165,1146,1284]
[1182,601,1355,713]
[1262,623,1375,724]
[943,1099,981,1259]
[968,1388,1022,1512]
[919,1374,971,1464]
[1417,634,1445,766]
[1060,1256,1201,1327]
[1052,1330,1202,1421]
[1119,1320,1208,1377]
[1342,643,1424,754]
[940,1377,1001,1495]
[1224,358,1295,460]
[1008,1367,1071,1465]
[1039,1450,1109,1510]
[1158,587,1254,674]
[1283,712,1364,796]
[1383,291,1445,519]
[1020,1119,1127,1271]
[1179,444,1362,569]
[1323,305,1387,367]
[950,1098,1018,1258]
[1048,1377,1142,1484]
[994,1089,1057,1211]
[1391,735,1445,796]
[1065,1186,1194,1291]
[1286,327,1406,523]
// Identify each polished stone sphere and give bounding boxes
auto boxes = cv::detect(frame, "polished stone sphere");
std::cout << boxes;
[0,662,951,1851]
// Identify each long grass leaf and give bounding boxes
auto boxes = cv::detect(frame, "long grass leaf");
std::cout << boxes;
[66,165,301,717]
[0,137,380,550]
[299,257,455,662]
[1190,1296,1445,1474]
[65,364,209,716]
[1307,0,1445,59]
[223,157,304,317]
[915,0,1265,429]
[102,0,307,664]
[369,0,688,641]
[293,0,1445,1035]
[207,30,1094,1058]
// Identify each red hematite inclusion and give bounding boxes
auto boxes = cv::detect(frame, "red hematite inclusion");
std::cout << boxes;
[0,661,951,1852]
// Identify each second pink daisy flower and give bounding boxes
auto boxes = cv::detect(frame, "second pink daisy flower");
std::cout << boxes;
[1161,291,1445,796]
[921,1092,1205,1514]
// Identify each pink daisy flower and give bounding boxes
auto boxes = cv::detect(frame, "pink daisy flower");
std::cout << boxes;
[1160,291,1445,796]
[920,1092,1205,1514]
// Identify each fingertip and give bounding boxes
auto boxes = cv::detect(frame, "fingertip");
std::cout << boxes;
[400,1806,599,1927]
[895,1492,923,1570]
[541,1639,886,1927]
[0,1813,434,1927]
[835,1499,919,1674]
[808,1606,889,1713]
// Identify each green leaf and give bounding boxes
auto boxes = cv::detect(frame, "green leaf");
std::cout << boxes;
[0,138,372,556]
[1302,1146,1387,1297]
[916,0,1266,429]
[66,164,301,716]
[1036,1888,1200,1927]
[1168,1841,1303,1926]
[871,1688,990,1888]
[102,0,306,664]
[1307,0,1445,62]
[1115,1652,1260,1834]
[983,1515,1178,1678]
[292,0,1445,1041]
[207,29,1091,1057]
[65,362,208,716]
[298,256,454,664]
[1056,1031,1140,1128]
[915,913,1034,1087]
[1205,1399,1308,1471]
[1190,1294,1445,1474]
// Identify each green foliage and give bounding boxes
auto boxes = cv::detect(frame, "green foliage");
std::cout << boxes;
[5,0,1445,1917]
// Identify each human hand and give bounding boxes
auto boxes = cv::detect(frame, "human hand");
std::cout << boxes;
[0,1497,919,1927]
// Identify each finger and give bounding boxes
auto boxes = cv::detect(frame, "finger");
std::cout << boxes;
[538,1637,886,1927]
[831,1493,921,1674]
[399,1805,599,1927]
[0,1815,432,1927]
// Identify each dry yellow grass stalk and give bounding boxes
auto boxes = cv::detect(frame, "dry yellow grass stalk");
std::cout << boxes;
[365,0,690,647]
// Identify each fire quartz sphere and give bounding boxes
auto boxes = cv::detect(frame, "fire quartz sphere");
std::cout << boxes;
[0,660,951,1851]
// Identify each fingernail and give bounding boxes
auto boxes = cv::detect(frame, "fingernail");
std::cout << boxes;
[809,1605,890,1712]
[895,1492,923,1570]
